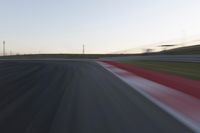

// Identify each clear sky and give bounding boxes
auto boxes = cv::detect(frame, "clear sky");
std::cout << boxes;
[1,0,200,54]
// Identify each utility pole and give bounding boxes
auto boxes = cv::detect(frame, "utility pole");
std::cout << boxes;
[3,40,5,56]
[82,44,85,54]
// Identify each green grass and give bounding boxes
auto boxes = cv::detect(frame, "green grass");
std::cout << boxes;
[121,61,200,80]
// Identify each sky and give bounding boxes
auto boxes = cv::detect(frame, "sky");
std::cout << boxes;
[0,0,200,54]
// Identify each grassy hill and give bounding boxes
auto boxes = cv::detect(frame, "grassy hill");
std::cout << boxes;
[158,44,200,55]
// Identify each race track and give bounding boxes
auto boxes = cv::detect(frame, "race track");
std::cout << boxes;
[0,60,193,133]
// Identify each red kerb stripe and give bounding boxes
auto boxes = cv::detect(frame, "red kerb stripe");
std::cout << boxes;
[102,61,200,99]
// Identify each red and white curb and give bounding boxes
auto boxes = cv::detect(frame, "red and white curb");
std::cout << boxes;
[98,61,200,133]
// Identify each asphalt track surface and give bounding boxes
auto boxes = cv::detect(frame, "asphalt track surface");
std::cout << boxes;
[0,60,194,133]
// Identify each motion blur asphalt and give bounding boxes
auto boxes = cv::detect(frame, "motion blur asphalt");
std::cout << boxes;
[0,60,194,133]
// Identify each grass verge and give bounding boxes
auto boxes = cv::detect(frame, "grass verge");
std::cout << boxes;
[121,61,200,80]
